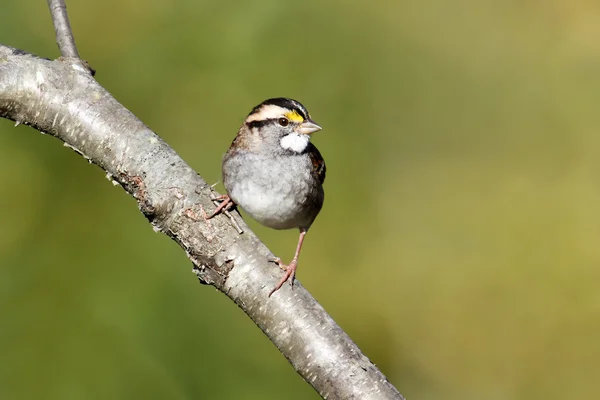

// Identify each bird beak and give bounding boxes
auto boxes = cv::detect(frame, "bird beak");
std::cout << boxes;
[297,119,322,135]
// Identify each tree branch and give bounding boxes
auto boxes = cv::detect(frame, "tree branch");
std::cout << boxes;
[47,0,80,59]
[0,43,403,399]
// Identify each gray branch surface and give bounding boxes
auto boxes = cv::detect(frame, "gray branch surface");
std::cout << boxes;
[46,0,80,58]
[0,44,404,399]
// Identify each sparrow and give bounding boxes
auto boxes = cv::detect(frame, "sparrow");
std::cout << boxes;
[210,98,325,296]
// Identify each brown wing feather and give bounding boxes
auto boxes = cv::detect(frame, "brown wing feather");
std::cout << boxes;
[307,143,326,185]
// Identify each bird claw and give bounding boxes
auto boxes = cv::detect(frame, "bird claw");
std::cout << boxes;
[267,256,285,270]
[207,194,234,220]
[268,259,298,297]
[210,194,228,202]
[205,194,244,233]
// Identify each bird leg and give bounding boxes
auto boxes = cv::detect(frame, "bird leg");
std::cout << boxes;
[207,194,235,219]
[268,230,307,297]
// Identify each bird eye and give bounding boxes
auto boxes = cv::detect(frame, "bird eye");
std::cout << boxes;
[278,117,289,127]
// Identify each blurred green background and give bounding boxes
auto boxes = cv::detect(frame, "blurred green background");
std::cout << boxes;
[2,0,600,399]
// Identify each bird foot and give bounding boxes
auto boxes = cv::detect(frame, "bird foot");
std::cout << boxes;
[267,256,285,270]
[207,194,234,219]
[268,258,298,297]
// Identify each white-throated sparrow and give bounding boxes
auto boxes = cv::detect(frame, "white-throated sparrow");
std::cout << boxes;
[210,98,326,296]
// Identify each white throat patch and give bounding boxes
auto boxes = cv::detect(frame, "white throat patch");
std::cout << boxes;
[280,133,309,153]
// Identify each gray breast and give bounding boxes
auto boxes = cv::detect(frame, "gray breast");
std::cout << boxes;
[223,151,324,230]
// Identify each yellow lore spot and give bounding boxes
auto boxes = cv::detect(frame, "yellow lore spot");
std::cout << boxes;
[285,110,305,122]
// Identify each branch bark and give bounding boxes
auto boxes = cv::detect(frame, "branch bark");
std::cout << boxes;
[47,0,80,59]
[0,43,403,400]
